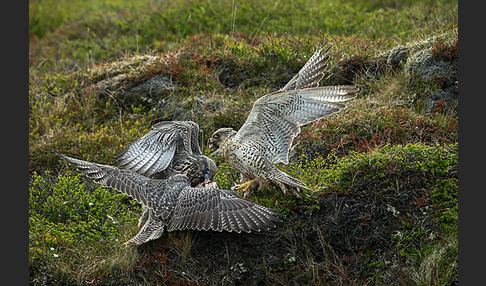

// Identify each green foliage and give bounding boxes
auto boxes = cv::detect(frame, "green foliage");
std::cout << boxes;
[29,170,141,285]
[392,221,430,259]
[391,223,458,285]
[213,160,240,190]
[288,142,457,192]
[294,96,457,162]
[319,143,457,285]
[29,0,457,76]
[29,0,458,284]
[29,170,139,245]
[432,177,458,231]
[309,143,459,285]
[29,117,152,172]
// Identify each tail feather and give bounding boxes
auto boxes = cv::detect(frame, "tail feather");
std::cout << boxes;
[273,169,312,191]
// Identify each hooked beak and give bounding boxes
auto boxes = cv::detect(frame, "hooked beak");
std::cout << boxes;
[195,177,217,188]
[208,138,216,150]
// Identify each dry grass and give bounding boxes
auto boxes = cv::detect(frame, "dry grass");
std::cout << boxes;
[29,2,457,282]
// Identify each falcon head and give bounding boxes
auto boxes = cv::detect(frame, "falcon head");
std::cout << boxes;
[203,155,218,179]
[187,156,217,187]
[208,127,237,151]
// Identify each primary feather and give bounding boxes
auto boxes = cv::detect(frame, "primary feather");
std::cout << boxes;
[281,41,333,91]
[114,121,216,180]
[61,155,280,245]
[239,85,358,165]
[208,42,358,196]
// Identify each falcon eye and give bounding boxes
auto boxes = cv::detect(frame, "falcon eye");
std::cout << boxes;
[213,133,220,139]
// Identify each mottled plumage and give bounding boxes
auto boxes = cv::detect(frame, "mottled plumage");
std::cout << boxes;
[280,41,332,91]
[113,121,220,234]
[208,43,358,196]
[61,155,280,245]
[114,121,217,180]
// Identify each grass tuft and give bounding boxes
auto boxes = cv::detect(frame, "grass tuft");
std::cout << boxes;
[29,0,457,284]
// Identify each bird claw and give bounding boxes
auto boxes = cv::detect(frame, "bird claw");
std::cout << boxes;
[234,180,255,198]
[291,188,302,199]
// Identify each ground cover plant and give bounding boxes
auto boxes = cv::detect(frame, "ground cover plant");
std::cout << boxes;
[29,0,458,284]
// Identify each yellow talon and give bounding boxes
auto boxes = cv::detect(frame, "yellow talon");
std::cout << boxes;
[234,179,255,198]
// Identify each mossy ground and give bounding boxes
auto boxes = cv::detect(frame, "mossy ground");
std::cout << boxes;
[30,0,458,285]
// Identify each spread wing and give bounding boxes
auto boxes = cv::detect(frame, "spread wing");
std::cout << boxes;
[169,187,280,233]
[281,41,332,91]
[236,86,358,164]
[113,121,202,177]
[60,155,182,220]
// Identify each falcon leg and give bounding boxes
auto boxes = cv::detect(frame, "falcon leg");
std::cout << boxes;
[291,188,302,199]
[277,182,287,195]
[234,179,256,198]
[277,182,302,199]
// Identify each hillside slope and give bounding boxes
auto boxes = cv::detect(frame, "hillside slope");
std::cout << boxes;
[29,1,458,284]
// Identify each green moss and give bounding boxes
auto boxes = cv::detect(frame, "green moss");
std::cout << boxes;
[293,105,457,162]
[29,2,458,282]
[29,170,139,244]
[432,177,458,231]
[29,170,141,285]
[30,0,458,76]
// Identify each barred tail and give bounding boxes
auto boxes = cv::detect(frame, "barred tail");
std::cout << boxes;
[273,169,312,192]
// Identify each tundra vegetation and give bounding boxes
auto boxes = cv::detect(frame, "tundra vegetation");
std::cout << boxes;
[29,0,458,284]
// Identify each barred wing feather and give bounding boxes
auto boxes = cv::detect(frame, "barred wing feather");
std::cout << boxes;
[113,121,202,177]
[169,187,280,233]
[237,86,358,164]
[281,41,332,91]
[60,155,177,220]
